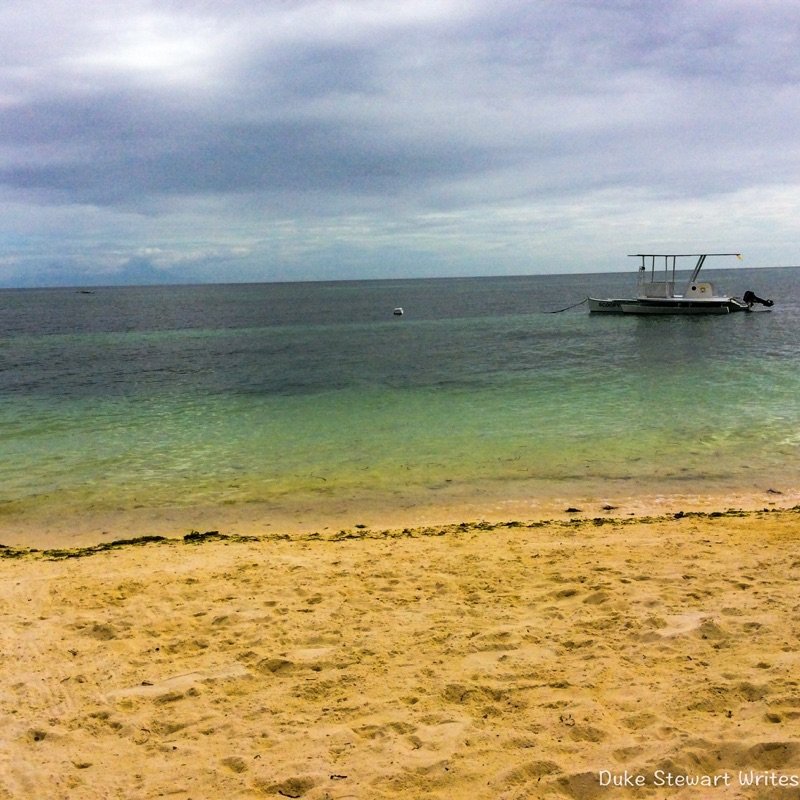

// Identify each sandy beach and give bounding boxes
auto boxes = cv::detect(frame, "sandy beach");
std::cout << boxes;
[2,506,800,799]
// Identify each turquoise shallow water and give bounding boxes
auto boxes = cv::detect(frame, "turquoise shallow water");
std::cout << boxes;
[1,268,799,529]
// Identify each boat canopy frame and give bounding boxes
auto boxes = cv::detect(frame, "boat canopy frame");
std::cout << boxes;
[629,253,742,296]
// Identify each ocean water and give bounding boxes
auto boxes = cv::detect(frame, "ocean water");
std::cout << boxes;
[2,267,799,533]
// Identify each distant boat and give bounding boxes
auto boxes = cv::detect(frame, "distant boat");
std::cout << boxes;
[393,307,404,316]
[588,253,773,315]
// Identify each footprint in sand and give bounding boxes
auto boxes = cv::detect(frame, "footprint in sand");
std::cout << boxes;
[647,612,726,640]
[106,663,251,701]
[255,658,296,676]
[255,774,317,797]
[492,760,565,796]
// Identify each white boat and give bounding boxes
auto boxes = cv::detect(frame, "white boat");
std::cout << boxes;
[588,253,773,315]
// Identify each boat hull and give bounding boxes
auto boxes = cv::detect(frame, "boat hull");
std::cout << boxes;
[620,298,748,314]
[589,297,749,315]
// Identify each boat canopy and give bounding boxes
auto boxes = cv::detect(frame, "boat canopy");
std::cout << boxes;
[629,253,741,294]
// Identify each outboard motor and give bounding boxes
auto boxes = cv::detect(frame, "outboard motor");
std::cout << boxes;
[743,290,774,308]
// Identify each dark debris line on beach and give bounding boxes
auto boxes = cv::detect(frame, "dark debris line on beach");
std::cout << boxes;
[1,506,799,562]
[0,531,253,561]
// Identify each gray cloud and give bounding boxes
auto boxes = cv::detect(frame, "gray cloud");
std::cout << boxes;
[0,106,507,206]
[1,0,799,286]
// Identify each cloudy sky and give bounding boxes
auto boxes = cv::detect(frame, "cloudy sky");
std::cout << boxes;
[1,0,799,286]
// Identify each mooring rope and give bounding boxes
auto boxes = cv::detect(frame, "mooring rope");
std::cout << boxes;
[546,297,588,313]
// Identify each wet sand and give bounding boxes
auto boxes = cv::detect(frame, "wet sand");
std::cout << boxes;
[2,507,800,799]
[2,481,797,551]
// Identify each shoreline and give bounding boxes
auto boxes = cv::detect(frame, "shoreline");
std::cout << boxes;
[3,504,799,561]
[2,505,799,799]
[2,482,798,550]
